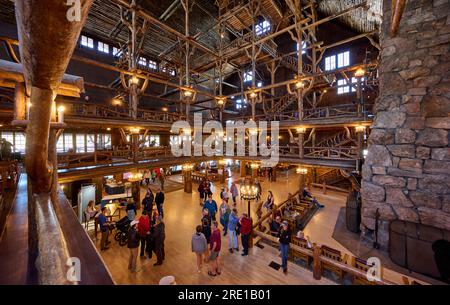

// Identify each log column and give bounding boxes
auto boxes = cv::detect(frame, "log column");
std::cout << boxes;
[15,0,93,284]
[183,168,193,193]
[14,82,26,121]
[240,161,246,177]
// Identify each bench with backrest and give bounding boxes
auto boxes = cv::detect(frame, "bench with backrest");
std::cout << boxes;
[352,257,377,285]
[291,236,313,266]
[320,245,345,280]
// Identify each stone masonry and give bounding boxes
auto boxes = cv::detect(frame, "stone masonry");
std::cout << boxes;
[361,0,450,250]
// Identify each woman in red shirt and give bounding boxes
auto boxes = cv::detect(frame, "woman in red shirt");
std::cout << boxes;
[138,210,151,258]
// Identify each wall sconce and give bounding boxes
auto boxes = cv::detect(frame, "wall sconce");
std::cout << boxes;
[355,67,366,78]
[355,125,365,133]
[250,163,260,169]
[106,127,111,131]
[130,76,140,85]
[130,127,140,134]
[183,128,191,135]
[162,106,168,112]
[296,126,306,134]
[182,163,194,171]
[57,105,65,123]
[112,98,122,106]
[296,167,308,174]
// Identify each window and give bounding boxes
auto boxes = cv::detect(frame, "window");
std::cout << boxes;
[244,71,253,82]
[337,79,350,94]
[149,135,160,147]
[351,77,366,92]
[148,60,157,70]
[97,134,111,150]
[236,99,246,109]
[138,57,147,66]
[81,35,94,48]
[337,51,350,68]
[297,41,307,54]
[255,20,271,36]
[0,131,26,153]
[86,134,95,152]
[98,41,109,53]
[325,55,336,71]
[257,81,263,88]
[324,51,350,71]
[112,47,122,57]
[76,134,86,153]
[57,133,74,153]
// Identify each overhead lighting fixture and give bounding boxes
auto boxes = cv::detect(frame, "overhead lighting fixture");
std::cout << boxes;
[112,98,122,106]
[355,125,365,133]
[295,81,305,89]
[296,126,306,134]
[162,107,168,112]
[355,67,365,78]
[57,105,65,112]
[106,127,111,131]
[216,97,226,106]
[130,127,140,134]
[296,167,308,175]
[130,76,139,85]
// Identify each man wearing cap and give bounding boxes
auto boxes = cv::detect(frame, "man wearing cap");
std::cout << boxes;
[127,220,140,272]
[278,220,291,274]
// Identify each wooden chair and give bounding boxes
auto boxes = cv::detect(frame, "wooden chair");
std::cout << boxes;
[291,237,312,266]
[352,257,377,285]
[320,245,345,281]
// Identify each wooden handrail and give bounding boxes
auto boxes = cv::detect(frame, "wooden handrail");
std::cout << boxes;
[310,182,350,194]
[253,230,395,285]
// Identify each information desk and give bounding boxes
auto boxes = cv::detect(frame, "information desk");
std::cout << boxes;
[104,183,125,195]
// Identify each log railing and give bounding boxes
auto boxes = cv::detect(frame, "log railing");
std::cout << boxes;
[303,146,358,160]
[62,100,185,123]
[253,230,395,285]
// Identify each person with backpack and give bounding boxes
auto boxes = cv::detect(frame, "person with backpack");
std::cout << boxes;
[127,220,140,272]
[191,225,208,273]
[227,208,239,253]
[201,208,212,260]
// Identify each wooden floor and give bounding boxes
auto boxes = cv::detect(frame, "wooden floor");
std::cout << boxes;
[92,170,435,285]
[94,170,335,285]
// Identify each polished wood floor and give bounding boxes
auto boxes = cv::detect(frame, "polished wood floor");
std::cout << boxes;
[94,171,335,284]
[92,170,433,285]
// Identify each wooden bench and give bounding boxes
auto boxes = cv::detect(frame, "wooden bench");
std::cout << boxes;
[320,245,345,280]
[351,257,377,285]
[291,236,312,266]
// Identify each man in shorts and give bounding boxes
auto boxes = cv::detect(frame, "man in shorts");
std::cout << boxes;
[207,221,221,276]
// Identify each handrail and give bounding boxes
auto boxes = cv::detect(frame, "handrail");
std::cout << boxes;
[253,230,395,285]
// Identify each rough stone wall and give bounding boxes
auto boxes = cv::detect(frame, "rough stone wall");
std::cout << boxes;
[361,0,450,250]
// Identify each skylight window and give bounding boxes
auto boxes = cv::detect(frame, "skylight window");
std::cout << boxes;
[81,35,94,48]
[98,41,109,53]
[255,20,271,36]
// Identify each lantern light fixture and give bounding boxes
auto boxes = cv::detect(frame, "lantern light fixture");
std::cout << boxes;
[296,126,306,134]
[296,167,308,175]
[355,67,366,78]
[355,125,366,133]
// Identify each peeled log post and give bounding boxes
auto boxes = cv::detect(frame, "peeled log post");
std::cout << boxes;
[15,0,93,284]
[16,0,92,193]
[390,0,407,37]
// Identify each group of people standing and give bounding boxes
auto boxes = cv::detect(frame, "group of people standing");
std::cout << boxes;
[126,186,166,273]
[142,168,166,191]
[191,182,252,276]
